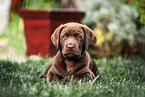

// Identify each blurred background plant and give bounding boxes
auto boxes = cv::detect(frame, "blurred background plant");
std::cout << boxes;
[0,13,25,58]
[21,0,61,9]
[77,0,145,58]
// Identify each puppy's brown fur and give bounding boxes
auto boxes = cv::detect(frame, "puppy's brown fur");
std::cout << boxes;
[40,22,99,81]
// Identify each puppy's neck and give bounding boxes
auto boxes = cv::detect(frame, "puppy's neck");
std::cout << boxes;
[55,51,90,75]
[64,51,89,74]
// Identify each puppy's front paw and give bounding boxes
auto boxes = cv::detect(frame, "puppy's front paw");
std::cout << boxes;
[39,73,47,78]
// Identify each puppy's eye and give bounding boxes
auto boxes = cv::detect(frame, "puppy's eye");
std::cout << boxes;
[76,35,82,39]
[62,35,67,39]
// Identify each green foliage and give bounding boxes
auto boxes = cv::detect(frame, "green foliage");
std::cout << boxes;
[0,13,25,56]
[0,56,145,97]
[77,0,145,58]
[77,0,139,46]
[137,26,145,42]
[120,0,145,25]
[120,0,141,8]
[21,0,61,9]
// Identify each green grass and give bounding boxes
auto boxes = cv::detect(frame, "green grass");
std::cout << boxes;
[0,56,145,97]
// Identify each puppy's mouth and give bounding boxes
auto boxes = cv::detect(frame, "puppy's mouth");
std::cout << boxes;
[63,52,81,59]
[62,49,82,59]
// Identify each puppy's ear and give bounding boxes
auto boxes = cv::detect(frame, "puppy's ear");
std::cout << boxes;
[51,25,64,50]
[83,25,97,50]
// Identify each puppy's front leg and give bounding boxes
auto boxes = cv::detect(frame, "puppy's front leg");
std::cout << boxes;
[73,69,95,81]
[39,61,52,78]
[47,68,61,81]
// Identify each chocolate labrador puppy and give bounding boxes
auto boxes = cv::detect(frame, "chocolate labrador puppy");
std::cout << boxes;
[40,22,99,81]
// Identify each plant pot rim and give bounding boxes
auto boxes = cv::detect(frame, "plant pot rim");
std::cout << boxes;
[19,8,85,19]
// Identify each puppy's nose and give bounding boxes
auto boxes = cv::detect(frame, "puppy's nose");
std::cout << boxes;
[67,44,74,49]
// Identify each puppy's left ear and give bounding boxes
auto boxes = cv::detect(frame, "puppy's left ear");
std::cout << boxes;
[51,24,64,50]
[83,25,97,50]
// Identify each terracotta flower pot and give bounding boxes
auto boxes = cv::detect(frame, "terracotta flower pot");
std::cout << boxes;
[19,8,85,57]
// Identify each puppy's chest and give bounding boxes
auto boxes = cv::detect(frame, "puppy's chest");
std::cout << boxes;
[64,60,87,74]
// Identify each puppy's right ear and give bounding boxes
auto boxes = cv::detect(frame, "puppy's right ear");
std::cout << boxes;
[51,24,64,50]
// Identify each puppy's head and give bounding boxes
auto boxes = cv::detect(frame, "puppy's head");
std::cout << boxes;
[51,22,97,59]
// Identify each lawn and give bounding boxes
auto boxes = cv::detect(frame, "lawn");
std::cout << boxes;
[0,56,145,97]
